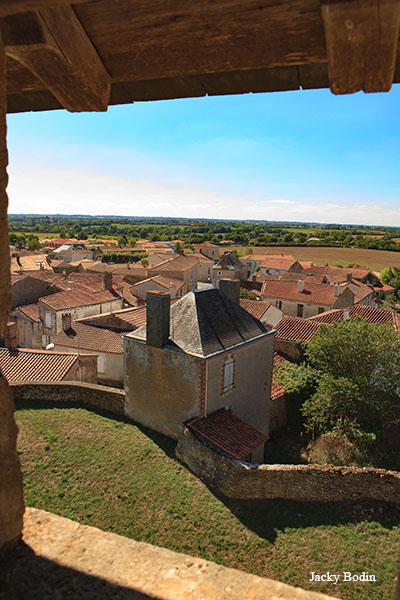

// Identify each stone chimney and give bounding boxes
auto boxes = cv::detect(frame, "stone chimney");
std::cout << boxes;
[221,252,228,268]
[62,313,72,332]
[219,279,240,304]
[146,291,170,348]
[4,322,17,348]
[334,283,342,297]
[346,273,352,282]
[297,279,304,293]
[104,271,113,291]
[169,281,176,298]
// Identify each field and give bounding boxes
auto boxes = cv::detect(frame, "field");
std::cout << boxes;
[15,401,400,600]
[234,246,400,272]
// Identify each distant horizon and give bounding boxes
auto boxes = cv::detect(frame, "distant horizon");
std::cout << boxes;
[7,213,400,230]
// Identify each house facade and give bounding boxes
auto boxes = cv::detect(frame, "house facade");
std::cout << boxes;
[124,284,276,452]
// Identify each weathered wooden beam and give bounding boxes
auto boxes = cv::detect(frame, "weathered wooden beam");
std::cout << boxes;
[321,0,400,94]
[0,1,88,18]
[3,6,110,111]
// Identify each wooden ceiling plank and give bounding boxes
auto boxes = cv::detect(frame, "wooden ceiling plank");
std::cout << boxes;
[4,6,110,111]
[0,1,89,18]
[321,0,400,94]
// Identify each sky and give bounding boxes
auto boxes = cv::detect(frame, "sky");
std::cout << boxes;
[6,85,400,227]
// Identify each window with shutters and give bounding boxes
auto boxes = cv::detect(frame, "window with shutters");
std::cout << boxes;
[222,356,235,394]
[45,312,52,328]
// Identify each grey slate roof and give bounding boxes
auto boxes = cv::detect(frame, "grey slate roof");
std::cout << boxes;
[126,288,273,358]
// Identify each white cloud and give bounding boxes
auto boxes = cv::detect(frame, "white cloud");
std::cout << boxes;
[6,161,400,226]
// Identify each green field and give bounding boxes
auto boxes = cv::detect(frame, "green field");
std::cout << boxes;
[235,246,400,272]
[15,401,400,600]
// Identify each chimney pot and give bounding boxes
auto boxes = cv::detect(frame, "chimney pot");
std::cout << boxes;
[219,279,240,304]
[334,283,342,297]
[297,279,305,293]
[146,291,170,348]
[62,313,72,332]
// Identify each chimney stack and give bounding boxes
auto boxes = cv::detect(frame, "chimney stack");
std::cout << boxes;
[346,273,352,282]
[5,322,17,349]
[297,279,305,293]
[146,291,170,348]
[334,283,342,297]
[219,279,240,304]
[221,252,228,268]
[169,281,176,298]
[104,271,113,291]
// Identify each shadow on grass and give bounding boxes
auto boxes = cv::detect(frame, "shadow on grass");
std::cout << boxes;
[14,399,177,459]
[0,541,162,600]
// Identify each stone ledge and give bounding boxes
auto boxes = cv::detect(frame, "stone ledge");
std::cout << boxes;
[16,507,337,600]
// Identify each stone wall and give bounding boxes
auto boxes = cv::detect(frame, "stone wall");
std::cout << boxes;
[176,428,400,503]
[11,381,125,416]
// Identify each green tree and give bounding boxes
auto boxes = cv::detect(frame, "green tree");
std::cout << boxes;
[277,319,400,443]
[381,266,400,299]
[27,234,40,251]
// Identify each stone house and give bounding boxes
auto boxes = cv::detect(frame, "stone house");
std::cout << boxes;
[53,320,124,387]
[39,288,124,345]
[261,279,355,319]
[12,303,43,349]
[130,275,185,301]
[212,252,247,283]
[10,273,58,310]
[52,244,93,262]
[147,254,199,294]
[259,257,304,276]
[124,281,276,455]
[194,241,221,260]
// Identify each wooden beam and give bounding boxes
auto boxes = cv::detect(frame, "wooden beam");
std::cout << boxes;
[321,0,400,94]
[0,1,89,18]
[3,6,110,111]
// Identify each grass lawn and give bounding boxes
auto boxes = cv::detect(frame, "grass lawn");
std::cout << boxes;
[15,401,400,600]
[233,246,400,272]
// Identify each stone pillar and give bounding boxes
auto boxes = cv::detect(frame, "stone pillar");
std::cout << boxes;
[219,279,240,304]
[146,291,170,348]
[0,32,25,552]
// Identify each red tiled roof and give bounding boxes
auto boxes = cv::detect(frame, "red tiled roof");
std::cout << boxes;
[131,275,184,293]
[239,298,271,320]
[259,257,298,271]
[274,316,325,342]
[342,281,373,303]
[53,322,124,354]
[187,409,268,460]
[39,289,121,311]
[14,303,40,322]
[271,353,288,400]
[261,280,351,305]
[0,348,82,382]
[310,304,397,326]
[148,254,197,273]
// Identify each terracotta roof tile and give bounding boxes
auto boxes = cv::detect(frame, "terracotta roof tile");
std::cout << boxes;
[39,289,121,311]
[148,254,198,273]
[53,322,124,354]
[261,280,351,305]
[0,348,82,382]
[187,408,268,460]
[310,304,397,325]
[14,303,40,322]
[239,299,271,320]
[259,257,298,271]
[274,316,325,342]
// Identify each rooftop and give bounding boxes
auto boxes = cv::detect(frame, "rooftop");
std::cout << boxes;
[310,304,399,326]
[127,288,273,358]
[0,347,85,382]
[274,316,325,343]
[53,321,124,354]
[13,302,40,322]
[39,288,121,311]
[239,298,272,320]
[187,408,268,460]
[261,280,352,305]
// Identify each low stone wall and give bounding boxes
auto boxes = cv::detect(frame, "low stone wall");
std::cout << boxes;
[176,428,400,503]
[11,381,125,416]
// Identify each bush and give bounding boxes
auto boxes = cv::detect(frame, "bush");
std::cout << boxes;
[304,433,362,466]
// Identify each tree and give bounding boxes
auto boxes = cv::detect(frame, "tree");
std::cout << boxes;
[381,266,400,299]
[277,318,400,444]
[27,234,40,251]
[174,241,182,254]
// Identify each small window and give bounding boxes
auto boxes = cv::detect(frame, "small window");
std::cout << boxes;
[45,312,52,328]
[222,357,234,394]
[318,307,325,314]
[276,300,282,310]
[297,303,304,317]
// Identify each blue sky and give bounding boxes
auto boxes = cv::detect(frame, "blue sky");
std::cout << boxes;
[6,85,400,226]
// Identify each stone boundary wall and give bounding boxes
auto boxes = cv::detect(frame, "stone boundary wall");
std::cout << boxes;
[176,428,400,503]
[11,381,125,416]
